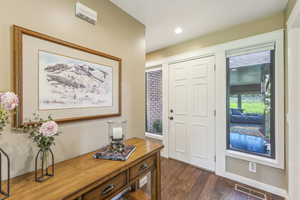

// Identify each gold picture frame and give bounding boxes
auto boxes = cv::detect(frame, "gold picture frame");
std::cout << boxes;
[13,25,122,127]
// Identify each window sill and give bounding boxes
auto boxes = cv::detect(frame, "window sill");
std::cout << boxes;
[226,150,284,169]
[145,132,163,141]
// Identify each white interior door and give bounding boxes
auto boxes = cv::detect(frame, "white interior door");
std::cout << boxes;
[168,56,216,171]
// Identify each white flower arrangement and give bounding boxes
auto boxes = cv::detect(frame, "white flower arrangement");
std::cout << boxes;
[21,114,59,151]
[0,92,19,132]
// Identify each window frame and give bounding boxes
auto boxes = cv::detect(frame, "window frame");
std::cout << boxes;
[145,66,163,140]
[217,30,285,169]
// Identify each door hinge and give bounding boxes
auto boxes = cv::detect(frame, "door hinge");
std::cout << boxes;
[214,110,216,116]
[214,64,216,72]
[214,156,216,162]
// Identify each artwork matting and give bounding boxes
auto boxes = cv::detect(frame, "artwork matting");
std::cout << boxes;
[13,25,122,127]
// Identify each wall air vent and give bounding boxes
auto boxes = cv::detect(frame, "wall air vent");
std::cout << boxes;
[235,184,267,200]
[75,2,98,25]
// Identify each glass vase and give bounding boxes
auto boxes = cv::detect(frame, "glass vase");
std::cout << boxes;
[35,148,54,182]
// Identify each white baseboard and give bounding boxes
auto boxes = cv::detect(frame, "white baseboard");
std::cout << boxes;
[161,152,168,158]
[222,172,288,199]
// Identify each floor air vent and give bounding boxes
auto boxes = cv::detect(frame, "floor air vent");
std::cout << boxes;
[235,184,267,200]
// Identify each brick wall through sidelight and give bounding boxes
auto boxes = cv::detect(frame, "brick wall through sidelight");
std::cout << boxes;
[145,69,163,135]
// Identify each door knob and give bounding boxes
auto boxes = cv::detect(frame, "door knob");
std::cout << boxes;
[169,116,174,120]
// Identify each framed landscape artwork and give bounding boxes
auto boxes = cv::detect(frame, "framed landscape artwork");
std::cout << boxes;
[13,25,122,126]
[39,51,113,110]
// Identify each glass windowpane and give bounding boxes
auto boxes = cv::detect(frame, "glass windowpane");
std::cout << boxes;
[227,50,275,158]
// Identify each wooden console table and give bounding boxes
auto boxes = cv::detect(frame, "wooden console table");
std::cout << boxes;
[5,138,164,200]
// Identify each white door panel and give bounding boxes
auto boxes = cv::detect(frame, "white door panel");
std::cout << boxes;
[169,56,215,171]
[174,84,188,114]
[174,122,187,153]
[190,124,208,159]
[191,83,208,117]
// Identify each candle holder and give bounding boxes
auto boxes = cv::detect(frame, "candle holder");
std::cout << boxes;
[107,120,127,153]
[0,148,10,199]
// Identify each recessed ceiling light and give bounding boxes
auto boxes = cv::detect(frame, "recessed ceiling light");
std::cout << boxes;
[174,27,183,34]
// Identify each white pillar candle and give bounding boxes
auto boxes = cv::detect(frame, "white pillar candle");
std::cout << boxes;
[112,127,123,140]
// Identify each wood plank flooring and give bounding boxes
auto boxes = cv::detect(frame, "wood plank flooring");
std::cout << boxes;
[161,158,284,200]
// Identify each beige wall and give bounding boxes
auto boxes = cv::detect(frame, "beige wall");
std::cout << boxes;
[147,12,284,63]
[146,12,288,190]
[0,0,145,178]
[226,157,287,189]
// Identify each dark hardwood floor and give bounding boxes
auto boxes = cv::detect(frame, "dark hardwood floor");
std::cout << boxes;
[160,158,284,200]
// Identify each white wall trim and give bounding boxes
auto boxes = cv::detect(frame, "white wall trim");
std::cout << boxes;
[145,132,163,140]
[146,60,164,69]
[222,172,288,199]
[225,150,283,169]
[145,66,162,72]
[286,28,297,200]
[286,2,300,199]
[286,11,300,199]
[161,63,169,158]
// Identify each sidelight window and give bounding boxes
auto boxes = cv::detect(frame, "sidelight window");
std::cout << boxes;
[145,68,163,136]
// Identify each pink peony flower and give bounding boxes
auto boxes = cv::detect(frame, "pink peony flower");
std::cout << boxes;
[39,121,58,137]
[0,92,19,111]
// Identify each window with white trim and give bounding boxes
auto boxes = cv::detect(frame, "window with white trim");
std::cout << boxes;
[226,43,276,158]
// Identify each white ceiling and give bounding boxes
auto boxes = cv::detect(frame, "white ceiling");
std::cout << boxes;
[111,0,288,53]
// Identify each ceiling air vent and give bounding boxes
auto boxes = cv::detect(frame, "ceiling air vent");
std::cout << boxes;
[235,184,267,200]
[75,2,98,25]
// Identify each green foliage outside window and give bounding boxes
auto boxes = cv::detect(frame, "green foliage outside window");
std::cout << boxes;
[153,120,162,133]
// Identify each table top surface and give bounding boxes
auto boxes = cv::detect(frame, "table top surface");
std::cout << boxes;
[5,138,163,200]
